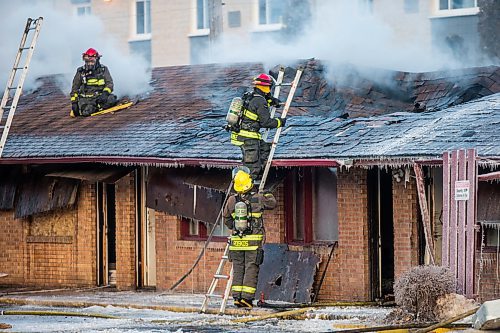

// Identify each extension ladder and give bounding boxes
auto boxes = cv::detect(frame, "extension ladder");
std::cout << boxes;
[200,66,303,314]
[0,17,43,157]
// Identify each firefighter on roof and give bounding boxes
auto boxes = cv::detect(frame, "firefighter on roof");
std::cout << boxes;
[70,48,117,117]
[230,73,286,182]
[223,166,277,308]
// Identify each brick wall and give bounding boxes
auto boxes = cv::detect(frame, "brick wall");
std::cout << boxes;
[115,174,137,290]
[0,211,25,284]
[155,185,285,294]
[336,167,371,301]
[392,176,420,279]
[0,182,97,287]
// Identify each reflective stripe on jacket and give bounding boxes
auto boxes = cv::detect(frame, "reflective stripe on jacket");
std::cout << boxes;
[229,234,264,251]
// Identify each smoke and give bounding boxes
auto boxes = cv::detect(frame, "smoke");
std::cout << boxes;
[207,1,492,80]
[0,1,151,98]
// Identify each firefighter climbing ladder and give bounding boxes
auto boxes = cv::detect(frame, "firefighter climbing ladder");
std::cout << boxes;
[200,66,303,314]
[0,17,43,158]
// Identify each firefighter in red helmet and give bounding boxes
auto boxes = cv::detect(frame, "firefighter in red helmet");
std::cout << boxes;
[70,48,117,117]
[230,73,286,182]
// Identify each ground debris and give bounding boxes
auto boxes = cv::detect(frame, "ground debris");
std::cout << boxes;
[0,323,12,329]
[393,265,455,321]
[434,293,479,321]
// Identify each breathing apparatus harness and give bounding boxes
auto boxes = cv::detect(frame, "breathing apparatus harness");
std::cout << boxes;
[224,91,253,133]
[233,193,258,237]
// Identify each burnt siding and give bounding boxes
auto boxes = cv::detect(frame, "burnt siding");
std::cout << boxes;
[15,176,80,218]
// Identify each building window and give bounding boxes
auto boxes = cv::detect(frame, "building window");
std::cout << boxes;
[135,0,151,35]
[404,0,419,13]
[76,5,91,16]
[197,0,209,30]
[439,0,477,10]
[71,0,91,16]
[180,217,230,240]
[258,0,284,25]
[285,167,339,244]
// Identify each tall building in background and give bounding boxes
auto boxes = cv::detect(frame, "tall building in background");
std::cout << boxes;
[59,0,483,67]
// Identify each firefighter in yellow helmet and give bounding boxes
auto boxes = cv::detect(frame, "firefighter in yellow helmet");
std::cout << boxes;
[223,166,277,308]
[230,73,286,182]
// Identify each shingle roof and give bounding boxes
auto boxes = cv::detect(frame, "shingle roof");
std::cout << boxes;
[2,61,499,165]
[278,93,500,161]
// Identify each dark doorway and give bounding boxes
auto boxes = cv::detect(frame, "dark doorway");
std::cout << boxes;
[367,168,395,300]
[96,182,117,286]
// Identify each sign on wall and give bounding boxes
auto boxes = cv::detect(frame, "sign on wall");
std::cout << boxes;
[455,180,470,201]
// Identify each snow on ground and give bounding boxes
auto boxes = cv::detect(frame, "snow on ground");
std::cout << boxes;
[0,303,392,332]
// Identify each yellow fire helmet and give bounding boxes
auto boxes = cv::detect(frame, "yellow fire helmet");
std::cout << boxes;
[233,170,253,193]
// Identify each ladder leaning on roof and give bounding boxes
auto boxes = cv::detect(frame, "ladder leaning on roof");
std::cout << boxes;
[0,17,43,158]
[200,66,303,315]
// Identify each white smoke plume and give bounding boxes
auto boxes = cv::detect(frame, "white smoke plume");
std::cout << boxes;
[0,1,151,98]
[207,1,495,79]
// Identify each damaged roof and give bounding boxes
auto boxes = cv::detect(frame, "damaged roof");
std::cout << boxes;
[1,60,499,165]
[279,92,500,162]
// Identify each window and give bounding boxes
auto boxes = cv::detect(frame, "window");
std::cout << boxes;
[197,0,209,30]
[76,5,91,16]
[71,0,91,16]
[135,0,151,35]
[285,167,339,244]
[258,0,284,25]
[404,0,419,13]
[439,0,477,10]
[180,217,230,240]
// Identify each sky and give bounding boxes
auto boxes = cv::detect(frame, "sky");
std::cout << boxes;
[0,1,152,98]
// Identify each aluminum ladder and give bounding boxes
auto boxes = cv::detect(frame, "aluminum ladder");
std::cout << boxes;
[0,17,43,157]
[200,66,303,314]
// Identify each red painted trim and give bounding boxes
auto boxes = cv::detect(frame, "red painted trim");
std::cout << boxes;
[273,160,340,167]
[284,171,294,244]
[0,156,341,167]
[304,168,313,244]
[478,171,500,181]
[442,152,450,266]
[449,150,458,275]
[465,149,476,297]
[457,149,467,294]
[0,156,239,167]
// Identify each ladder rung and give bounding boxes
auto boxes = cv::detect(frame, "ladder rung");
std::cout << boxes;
[20,47,31,50]
[8,87,18,90]
[214,274,229,279]
[205,293,223,298]
[221,255,229,259]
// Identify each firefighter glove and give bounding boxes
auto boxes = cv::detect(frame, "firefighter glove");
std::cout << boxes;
[97,91,109,104]
[278,117,287,127]
[71,102,79,115]
[270,97,281,107]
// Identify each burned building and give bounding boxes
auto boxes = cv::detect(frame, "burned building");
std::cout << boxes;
[0,60,499,302]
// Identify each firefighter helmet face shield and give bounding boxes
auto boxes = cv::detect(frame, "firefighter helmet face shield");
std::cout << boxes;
[233,169,253,193]
[232,166,251,179]
[82,48,100,70]
[255,84,271,94]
